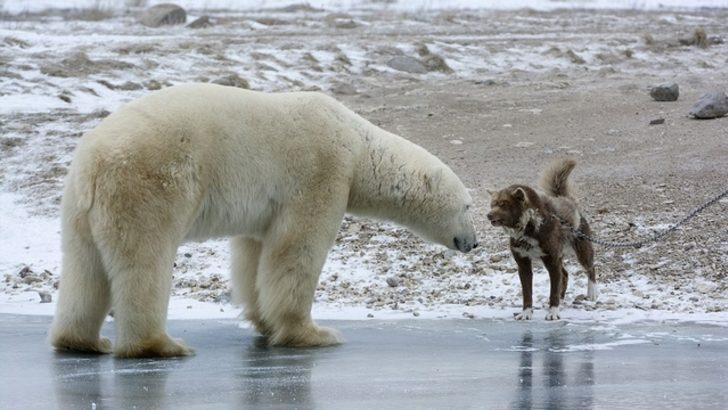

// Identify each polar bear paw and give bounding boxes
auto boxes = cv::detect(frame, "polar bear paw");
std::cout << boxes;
[270,324,343,347]
[52,335,113,354]
[514,308,533,321]
[545,306,561,321]
[114,334,194,358]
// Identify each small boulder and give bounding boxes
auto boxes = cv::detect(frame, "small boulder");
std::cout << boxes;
[650,82,679,101]
[187,15,212,29]
[212,73,250,89]
[386,56,427,74]
[38,291,52,303]
[689,91,728,119]
[140,4,187,27]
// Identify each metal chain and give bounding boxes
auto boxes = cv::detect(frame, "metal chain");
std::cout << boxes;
[558,186,728,249]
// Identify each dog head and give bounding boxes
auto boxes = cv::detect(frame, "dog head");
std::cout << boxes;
[486,186,532,229]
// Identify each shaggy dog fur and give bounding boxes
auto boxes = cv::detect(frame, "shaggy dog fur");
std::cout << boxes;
[487,159,597,320]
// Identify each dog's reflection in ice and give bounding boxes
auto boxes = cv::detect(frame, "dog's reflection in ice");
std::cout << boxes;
[512,329,595,410]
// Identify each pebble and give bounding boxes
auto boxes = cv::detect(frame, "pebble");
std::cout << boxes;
[649,118,665,125]
[386,276,400,288]
[689,91,728,119]
[649,83,679,102]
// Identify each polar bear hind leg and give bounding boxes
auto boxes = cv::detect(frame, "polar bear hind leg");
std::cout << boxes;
[98,234,193,358]
[231,236,271,335]
[256,193,347,347]
[50,213,112,354]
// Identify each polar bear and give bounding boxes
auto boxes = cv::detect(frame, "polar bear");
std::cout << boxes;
[49,83,478,357]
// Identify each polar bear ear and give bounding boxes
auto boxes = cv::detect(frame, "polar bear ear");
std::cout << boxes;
[424,168,443,192]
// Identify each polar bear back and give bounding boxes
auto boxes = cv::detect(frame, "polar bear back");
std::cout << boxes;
[73,84,362,240]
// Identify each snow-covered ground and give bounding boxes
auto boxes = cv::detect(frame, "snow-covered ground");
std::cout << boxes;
[1,1,727,325]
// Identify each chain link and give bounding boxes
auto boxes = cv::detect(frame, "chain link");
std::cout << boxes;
[558,187,728,249]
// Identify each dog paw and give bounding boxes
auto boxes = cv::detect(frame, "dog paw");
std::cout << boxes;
[587,280,598,302]
[514,308,533,321]
[545,307,561,321]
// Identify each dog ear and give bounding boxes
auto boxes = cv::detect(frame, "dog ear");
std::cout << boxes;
[512,187,527,202]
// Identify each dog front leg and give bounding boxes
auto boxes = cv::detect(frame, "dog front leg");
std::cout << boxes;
[511,250,533,320]
[541,254,563,321]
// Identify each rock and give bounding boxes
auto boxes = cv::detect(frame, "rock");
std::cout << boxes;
[367,313,374,318]
[650,82,679,101]
[139,4,187,27]
[144,79,162,90]
[421,53,453,73]
[212,73,250,89]
[386,276,400,288]
[18,266,32,278]
[386,56,427,74]
[649,118,665,125]
[689,91,728,119]
[255,17,286,26]
[565,49,585,64]
[117,81,143,91]
[23,275,42,284]
[330,82,357,95]
[38,291,52,303]
[325,13,358,29]
[40,52,135,78]
[187,15,212,29]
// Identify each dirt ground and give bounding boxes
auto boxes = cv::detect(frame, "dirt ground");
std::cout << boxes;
[1,5,726,316]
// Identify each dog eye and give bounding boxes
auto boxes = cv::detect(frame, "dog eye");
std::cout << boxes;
[465,205,471,211]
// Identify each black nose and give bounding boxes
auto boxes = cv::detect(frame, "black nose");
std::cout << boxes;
[487,213,494,221]
[453,237,476,253]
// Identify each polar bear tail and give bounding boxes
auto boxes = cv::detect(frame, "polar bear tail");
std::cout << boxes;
[68,159,97,212]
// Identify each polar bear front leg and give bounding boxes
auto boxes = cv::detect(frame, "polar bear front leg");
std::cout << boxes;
[230,236,271,336]
[255,198,347,347]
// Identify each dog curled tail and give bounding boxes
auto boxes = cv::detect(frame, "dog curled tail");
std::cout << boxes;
[539,158,576,198]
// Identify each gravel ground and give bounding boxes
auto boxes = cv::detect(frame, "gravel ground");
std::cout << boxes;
[1,4,726,319]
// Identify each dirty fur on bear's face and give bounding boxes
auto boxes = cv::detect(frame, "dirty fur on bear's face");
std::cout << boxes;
[487,159,598,322]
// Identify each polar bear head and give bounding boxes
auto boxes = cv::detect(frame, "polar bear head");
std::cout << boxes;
[410,167,479,253]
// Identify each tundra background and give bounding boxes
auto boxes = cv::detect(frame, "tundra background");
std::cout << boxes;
[1,0,727,323]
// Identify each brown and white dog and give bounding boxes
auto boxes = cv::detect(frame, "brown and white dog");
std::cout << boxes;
[487,159,597,320]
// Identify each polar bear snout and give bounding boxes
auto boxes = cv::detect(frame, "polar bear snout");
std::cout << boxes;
[453,235,478,253]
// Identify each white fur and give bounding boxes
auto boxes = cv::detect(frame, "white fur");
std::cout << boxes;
[587,280,598,302]
[511,236,545,259]
[545,306,560,321]
[514,308,533,320]
[504,208,543,240]
[49,84,476,356]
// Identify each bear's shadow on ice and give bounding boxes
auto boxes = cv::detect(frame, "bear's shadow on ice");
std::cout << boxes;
[52,352,180,409]
[236,335,318,407]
